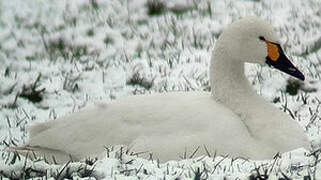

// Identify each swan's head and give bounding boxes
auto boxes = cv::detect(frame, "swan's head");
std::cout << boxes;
[219,17,304,81]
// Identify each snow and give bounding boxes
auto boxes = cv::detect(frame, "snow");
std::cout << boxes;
[1,0,321,179]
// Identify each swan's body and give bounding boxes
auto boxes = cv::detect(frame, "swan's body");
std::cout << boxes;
[12,17,309,163]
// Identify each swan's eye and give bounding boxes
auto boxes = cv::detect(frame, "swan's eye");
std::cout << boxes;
[259,36,265,41]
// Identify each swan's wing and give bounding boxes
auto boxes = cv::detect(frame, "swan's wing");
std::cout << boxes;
[10,92,275,162]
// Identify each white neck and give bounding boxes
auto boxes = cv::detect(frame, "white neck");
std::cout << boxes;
[210,45,268,130]
[210,45,252,111]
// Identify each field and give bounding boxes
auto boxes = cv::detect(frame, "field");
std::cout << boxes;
[1,0,321,179]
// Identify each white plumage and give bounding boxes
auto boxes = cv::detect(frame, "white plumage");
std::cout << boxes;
[11,17,310,163]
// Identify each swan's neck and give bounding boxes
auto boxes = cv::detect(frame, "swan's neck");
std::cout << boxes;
[210,46,259,122]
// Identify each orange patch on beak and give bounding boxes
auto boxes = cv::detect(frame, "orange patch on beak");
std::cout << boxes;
[267,42,279,61]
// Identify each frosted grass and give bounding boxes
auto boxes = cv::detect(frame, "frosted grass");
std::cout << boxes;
[1,0,321,179]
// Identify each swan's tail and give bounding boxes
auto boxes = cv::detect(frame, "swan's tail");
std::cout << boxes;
[5,145,75,164]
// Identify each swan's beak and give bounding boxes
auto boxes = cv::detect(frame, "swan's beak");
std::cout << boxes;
[265,43,305,81]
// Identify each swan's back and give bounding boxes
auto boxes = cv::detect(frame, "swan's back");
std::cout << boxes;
[24,92,273,162]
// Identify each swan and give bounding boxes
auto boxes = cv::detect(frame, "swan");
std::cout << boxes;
[10,17,310,163]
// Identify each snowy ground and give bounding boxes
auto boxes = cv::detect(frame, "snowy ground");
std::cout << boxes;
[1,0,321,179]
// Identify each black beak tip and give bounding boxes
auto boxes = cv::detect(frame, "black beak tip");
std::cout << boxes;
[297,73,305,81]
[290,66,305,81]
[266,57,305,81]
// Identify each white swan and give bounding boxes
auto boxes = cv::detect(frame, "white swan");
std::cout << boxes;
[11,17,309,163]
